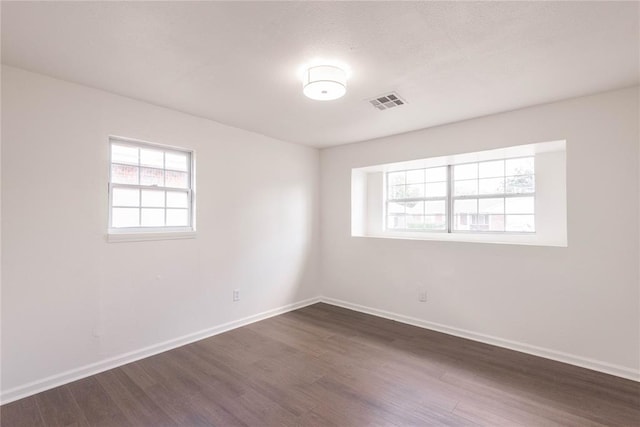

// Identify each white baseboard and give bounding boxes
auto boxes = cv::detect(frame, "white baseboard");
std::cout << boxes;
[3,295,637,405]
[320,297,640,382]
[0,296,321,405]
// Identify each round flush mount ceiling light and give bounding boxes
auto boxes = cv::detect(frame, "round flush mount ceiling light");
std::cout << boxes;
[302,64,347,101]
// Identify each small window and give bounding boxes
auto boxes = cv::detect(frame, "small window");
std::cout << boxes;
[385,156,535,234]
[108,138,195,235]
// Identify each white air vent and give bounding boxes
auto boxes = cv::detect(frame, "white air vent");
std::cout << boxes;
[368,92,406,111]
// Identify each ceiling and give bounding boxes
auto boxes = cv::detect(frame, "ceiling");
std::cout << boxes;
[2,2,638,148]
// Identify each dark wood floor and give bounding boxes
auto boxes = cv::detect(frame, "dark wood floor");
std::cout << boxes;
[2,303,639,426]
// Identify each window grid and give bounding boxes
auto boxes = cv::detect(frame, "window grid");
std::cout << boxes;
[386,157,535,234]
[109,138,194,232]
[386,166,448,232]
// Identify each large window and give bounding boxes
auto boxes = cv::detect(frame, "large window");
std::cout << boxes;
[109,138,194,233]
[386,157,535,233]
[353,141,566,246]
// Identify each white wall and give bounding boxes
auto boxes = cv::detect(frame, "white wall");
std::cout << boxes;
[1,66,320,399]
[2,65,638,403]
[320,86,640,379]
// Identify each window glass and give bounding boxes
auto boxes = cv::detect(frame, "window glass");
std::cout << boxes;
[406,169,425,184]
[386,165,448,231]
[112,188,139,207]
[141,190,164,208]
[140,148,164,168]
[109,139,193,231]
[425,167,447,182]
[454,163,478,180]
[386,157,534,233]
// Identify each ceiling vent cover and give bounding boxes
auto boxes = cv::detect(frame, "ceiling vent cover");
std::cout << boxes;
[368,92,406,111]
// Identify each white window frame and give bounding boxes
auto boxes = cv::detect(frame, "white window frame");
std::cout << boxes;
[385,156,536,235]
[385,165,449,233]
[107,136,196,242]
[351,140,567,247]
[449,156,536,234]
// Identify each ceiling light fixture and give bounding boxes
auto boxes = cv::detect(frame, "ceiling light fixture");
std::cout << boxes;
[302,64,347,101]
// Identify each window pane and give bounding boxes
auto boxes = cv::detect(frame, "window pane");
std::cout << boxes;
[140,148,164,168]
[406,215,424,229]
[405,184,425,199]
[166,209,189,226]
[453,215,469,230]
[454,179,477,196]
[506,196,535,214]
[425,200,445,214]
[141,208,165,227]
[472,214,490,231]
[479,177,505,195]
[141,189,165,207]
[479,160,504,178]
[425,215,447,230]
[112,208,139,227]
[454,199,478,214]
[426,182,447,198]
[487,215,505,231]
[112,188,139,207]
[406,201,424,215]
[165,151,189,171]
[380,156,536,236]
[506,157,534,176]
[165,171,189,189]
[406,169,425,184]
[110,141,193,232]
[425,167,447,182]
[506,175,535,194]
[479,198,504,214]
[387,202,405,214]
[454,213,491,231]
[111,164,139,185]
[454,163,477,180]
[388,171,405,186]
[387,215,406,230]
[112,144,138,165]
[166,191,188,208]
[388,185,406,200]
[506,214,535,232]
[140,167,164,186]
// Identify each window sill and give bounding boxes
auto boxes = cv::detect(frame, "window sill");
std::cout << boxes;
[106,231,196,243]
[357,231,567,247]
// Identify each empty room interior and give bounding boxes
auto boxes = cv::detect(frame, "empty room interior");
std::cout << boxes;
[1,1,639,426]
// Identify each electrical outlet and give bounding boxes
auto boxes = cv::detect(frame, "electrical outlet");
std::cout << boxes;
[419,291,427,302]
[233,289,240,302]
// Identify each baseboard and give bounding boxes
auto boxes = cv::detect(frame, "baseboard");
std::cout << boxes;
[0,296,321,405]
[4,295,636,404]
[320,297,640,382]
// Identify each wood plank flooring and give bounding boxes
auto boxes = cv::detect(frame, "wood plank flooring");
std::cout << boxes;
[2,303,639,426]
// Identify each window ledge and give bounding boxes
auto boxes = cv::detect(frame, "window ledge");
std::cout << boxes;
[357,232,567,247]
[107,231,196,243]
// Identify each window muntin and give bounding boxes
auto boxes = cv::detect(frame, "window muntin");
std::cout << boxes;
[386,157,535,234]
[109,139,194,232]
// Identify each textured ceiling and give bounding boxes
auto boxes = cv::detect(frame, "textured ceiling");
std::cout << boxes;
[2,1,638,148]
